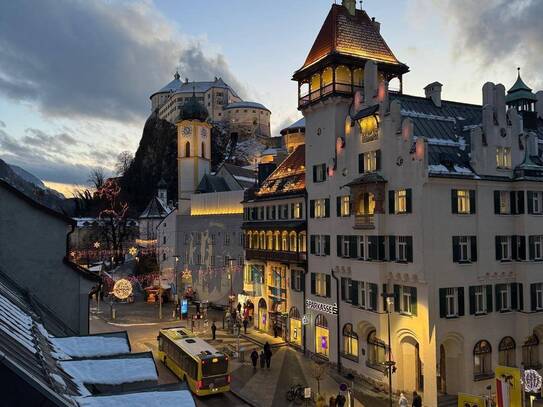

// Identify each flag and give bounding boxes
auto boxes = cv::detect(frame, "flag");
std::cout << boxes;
[496,376,510,407]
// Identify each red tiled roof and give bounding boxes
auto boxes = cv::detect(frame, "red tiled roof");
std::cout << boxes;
[300,5,401,71]
[256,145,305,197]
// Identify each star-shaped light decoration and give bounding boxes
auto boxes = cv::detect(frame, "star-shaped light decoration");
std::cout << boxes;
[128,246,138,257]
[182,270,192,280]
[93,241,101,249]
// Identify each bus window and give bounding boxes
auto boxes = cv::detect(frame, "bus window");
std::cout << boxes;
[158,336,163,352]
[202,358,228,377]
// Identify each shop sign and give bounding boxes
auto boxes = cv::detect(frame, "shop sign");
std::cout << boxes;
[306,299,338,315]
[112,279,132,300]
[302,315,309,325]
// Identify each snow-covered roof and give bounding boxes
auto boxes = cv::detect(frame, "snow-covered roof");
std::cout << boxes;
[76,390,195,407]
[224,101,270,112]
[51,334,130,359]
[139,196,173,219]
[280,117,306,134]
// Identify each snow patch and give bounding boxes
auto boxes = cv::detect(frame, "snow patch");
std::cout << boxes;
[76,391,195,407]
[51,336,130,359]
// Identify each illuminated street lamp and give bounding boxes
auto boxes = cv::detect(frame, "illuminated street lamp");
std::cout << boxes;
[382,292,396,407]
[228,258,236,314]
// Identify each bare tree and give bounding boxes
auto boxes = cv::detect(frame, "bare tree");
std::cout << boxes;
[88,168,106,190]
[115,151,133,176]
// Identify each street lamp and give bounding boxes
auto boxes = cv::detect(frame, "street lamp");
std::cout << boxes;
[228,258,236,314]
[173,255,180,306]
[382,292,396,407]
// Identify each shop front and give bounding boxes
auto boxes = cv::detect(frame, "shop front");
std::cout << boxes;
[315,314,330,358]
[289,306,302,347]
[257,298,268,331]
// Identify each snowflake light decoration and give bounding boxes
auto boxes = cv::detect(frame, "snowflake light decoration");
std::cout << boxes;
[524,369,542,393]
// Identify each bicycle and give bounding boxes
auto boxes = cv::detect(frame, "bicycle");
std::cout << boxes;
[286,384,305,405]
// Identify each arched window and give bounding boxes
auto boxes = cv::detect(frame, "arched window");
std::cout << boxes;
[310,74,321,93]
[522,334,540,369]
[298,231,307,253]
[281,231,289,251]
[274,231,280,251]
[266,231,273,250]
[335,65,351,84]
[252,231,259,249]
[473,340,492,378]
[185,141,190,157]
[322,67,333,87]
[367,330,386,367]
[201,142,205,158]
[259,231,266,249]
[498,336,516,367]
[342,323,359,359]
[289,231,297,252]
[315,314,329,357]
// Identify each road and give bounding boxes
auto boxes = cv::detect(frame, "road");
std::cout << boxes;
[90,315,252,406]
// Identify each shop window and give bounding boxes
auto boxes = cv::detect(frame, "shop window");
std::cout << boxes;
[473,340,492,380]
[342,323,359,360]
[315,314,329,358]
[367,330,386,368]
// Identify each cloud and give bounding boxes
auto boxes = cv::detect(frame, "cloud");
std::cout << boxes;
[433,0,543,88]
[0,0,246,122]
[0,120,5,128]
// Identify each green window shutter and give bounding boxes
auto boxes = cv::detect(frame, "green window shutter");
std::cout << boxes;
[382,284,388,311]
[325,274,331,298]
[290,203,295,219]
[375,150,382,171]
[388,190,395,214]
[340,278,346,300]
[469,286,476,315]
[495,284,502,311]
[519,236,527,260]
[452,236,460,262]
[406,236,413,263]
[393,285,400,313]
[337,235,343,257]
[325,199,330,218]
[458,287,465,316]
[291,271,296,290]
[517,191,525,214]
[312,165,317,183]
[512,235,518,260]
[511,283,518,310]
[527,191,534,214]
[358,153,364,173]
[469,190,476,214]
[406,189,413,213]
[351,280,359,306]
[324,235,330,255]
[485,285,493,313]
[494,191,501,214]
[510,191,517,214]
[529,236,536,260]
[495,236,502,261]
[389,236,396,262]
[531,283,537,311]
[470,236,477,262]
[337,196,342,217]
[519,283,524,310]
[439,288,447,318]
[349,236,357,259]
[310,200,315,218]
[410,287,417,316]
[368,236,377,260]
[378,236,386,261]
[451,189,458,214]
[370,284,378,311]
[310,235,316,254]
[310,273,316,295]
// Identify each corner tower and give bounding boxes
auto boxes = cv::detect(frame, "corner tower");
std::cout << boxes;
[176,91,212,214]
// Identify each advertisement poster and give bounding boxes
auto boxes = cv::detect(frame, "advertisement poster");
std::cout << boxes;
[495,366,522,407]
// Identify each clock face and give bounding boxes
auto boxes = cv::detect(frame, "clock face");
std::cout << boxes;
[183,126,191,136]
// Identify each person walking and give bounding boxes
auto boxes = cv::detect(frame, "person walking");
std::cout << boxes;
[412,391,422,407]
[263,341,272,368]
[335,393,346,407]
[250,349,259,370]
[243,318,248,334]
[237,302,242,314]
[259,350,265,368]
[398,393,408,407]
[211,321,217,341]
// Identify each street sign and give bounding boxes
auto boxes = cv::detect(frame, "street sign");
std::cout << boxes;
[339,383,348,392]
[304,388,311,399]
[302,315,309,325]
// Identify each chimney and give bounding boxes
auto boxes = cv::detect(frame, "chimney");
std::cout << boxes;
[371,17,381,33]
[342,0,356,15]
[424,82,443,108]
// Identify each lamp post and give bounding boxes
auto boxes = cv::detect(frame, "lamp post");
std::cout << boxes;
[228,258,236,314]
[382,292,396,407]
[174,255,180,306]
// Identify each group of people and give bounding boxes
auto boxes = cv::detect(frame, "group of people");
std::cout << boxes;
[398,391,422,407]
[327,394,347,407]
[250,342,273,369]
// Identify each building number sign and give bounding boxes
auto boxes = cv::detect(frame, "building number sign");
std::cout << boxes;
[113,279,133,300]
[306,299,338,315]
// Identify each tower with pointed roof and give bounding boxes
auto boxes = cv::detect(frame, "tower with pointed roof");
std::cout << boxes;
[176,92,213,214]
[506,68,539,131]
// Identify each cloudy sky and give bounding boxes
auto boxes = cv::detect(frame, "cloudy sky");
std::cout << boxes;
[1,0,541,195]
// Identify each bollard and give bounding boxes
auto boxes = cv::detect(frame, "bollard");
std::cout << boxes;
[111,307,116,320]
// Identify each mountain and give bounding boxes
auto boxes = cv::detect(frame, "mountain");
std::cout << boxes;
[0,158,69,213]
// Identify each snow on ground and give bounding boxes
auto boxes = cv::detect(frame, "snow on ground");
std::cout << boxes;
[51,336,130,359]
[76,390,195,407]
[60,357,158,385]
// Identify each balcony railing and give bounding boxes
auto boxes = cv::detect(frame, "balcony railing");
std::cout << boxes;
[354,214,375,229]
[245,249,307,263]
[298,84,364,108]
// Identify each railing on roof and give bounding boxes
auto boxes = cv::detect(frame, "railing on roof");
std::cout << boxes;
[299,83,364,108]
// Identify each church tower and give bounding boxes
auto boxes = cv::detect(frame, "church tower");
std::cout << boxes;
[176,91,212,214]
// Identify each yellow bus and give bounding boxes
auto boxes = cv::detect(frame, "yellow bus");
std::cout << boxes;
[157,327,230,396]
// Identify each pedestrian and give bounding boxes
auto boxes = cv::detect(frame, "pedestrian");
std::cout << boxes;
[250,349,259,370]
[398,392,408,407]
[263,341,272,368]
[259,350,265,368]
[328,395,336,407]
[211,321,217,341]
[336,393,346,407]
[237,302,242,314]
[243,318,248,334]
[273,323,278,338]
[412,391,422,407]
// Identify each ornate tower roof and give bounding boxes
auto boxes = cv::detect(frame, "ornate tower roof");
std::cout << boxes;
[176,89,209,122]
[506,67,537,105]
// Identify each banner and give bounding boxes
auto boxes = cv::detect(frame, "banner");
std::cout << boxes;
[458,393,485,407]
[495,366,522,407]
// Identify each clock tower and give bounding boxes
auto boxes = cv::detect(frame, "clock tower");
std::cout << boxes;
[176,91,212,214]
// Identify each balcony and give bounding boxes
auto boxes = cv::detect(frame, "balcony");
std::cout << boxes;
[245,249,307,263]
[354,214,375,230]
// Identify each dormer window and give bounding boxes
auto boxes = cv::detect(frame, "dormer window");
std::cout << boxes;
[496,147,512,169]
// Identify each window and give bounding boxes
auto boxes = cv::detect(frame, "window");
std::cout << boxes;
[499,191,510,214]
[210,234,216,245]
[337,196,351,217]
[281,231,289,251]
[310,235,330,256]
[397,236,408,262]
[496,147,512,169]
[439,287,465,318]
[291,270,303,292]
[470,285,491,315]
[367,331,386,367]
[279,204,289,220]
[298,232,307,253]
[473,340,492,379]
[343,236,350,257]
[498,284,510,311]
[498,337,516,367]
[293,203,302,219]
[496,236,512,261]
[452,236,477,263]
[356,192,375,216]
[358,282,378,311]
[531,283,543,311]
[358,236,365,260]
[163,236,167,245]
[311,272,330,297]
[341,278,353,303]
[494,191,525,215]
[457,190,471,214]
[185,141,191,157]
[289,232,297,252]
[312,198,329,218]
[390,189,412,214]
[522,335,540,369]
[529,236,543,261]
[365,151,379,172]
[313,163,327,183]
[224,233,230,246]
[258,207,265,220]
[396,285,417,315]
[342,324,359,359]
[162,252,166,261]
[528,191,543,214]
[266,231,273,250]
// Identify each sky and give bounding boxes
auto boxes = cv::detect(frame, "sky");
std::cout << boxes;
[1,0,542,196]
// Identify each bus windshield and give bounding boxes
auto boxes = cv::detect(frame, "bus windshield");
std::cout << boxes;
[202,358,228,377]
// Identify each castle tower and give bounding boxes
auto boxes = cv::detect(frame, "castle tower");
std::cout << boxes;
[176,91,212,214]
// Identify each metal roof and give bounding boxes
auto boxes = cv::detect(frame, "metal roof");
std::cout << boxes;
[139,197,172,219]
[150,76,239,99]
[224,101,270,112]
